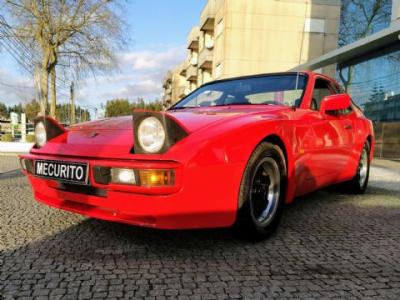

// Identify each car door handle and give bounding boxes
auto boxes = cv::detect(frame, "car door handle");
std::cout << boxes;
[344,124,352,130]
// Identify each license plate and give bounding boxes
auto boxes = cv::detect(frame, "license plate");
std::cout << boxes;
[34,160,89,185]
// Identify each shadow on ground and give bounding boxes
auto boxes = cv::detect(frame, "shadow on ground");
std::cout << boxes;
[1,183,400,298]
[0,169,24,180]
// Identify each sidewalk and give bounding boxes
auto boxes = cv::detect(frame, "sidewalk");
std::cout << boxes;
[0,142,33,156]
[372,158,400,172]
[370,159,400,192]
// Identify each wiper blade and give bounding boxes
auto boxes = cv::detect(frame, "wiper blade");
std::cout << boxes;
[168,106,198,110]
[213,103,271,107]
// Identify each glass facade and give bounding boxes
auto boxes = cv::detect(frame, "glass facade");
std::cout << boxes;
[336,0,400,158]
[338,0,392,47]
[338,49,400,122]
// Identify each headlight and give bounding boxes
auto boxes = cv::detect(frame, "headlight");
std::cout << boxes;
[34,121,47,147]
[132,111,188,154]
[137,117,166,153]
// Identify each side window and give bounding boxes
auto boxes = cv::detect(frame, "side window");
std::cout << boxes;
[311,79,335,111]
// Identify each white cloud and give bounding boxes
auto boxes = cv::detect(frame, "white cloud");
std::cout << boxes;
[0,68,35,105]
[119,46,185,71]
[0,45,186,110]
[76,45,186,106]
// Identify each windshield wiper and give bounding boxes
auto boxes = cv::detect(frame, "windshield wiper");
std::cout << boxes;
[168,106,198,110]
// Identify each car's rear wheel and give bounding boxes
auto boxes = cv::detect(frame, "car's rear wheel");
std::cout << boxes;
[343,141,371,194]
[235,142,287,240]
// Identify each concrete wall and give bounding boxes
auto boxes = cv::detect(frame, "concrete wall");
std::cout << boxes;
[163,0,341,105]
[217,0,340,79]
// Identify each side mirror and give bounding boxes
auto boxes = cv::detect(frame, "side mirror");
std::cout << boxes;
[320,94,351,114]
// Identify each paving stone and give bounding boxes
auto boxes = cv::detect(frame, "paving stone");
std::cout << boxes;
[0,157,400,299]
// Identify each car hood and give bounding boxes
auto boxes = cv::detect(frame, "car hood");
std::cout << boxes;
[31,106,287,159]
[68,116,133,131]
[67,105,287,133]
[167,105,286,132]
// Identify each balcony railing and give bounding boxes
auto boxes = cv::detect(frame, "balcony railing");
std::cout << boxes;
[187,26,200,50]
[179,68,187,77]
[205,38,214,49]
[178,86,187,98]
[179,61,187,77]
[190,55,198,66]
[162,71,173,88]
[163,94,172,104]
[186,64,198,82]
[200,0,217,31]
[198,47,213,70]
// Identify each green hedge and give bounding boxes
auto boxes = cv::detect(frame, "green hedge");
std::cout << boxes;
[25,134,35,143]
[1,134,13,142]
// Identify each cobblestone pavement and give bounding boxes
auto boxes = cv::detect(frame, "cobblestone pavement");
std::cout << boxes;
[0,156,399,299]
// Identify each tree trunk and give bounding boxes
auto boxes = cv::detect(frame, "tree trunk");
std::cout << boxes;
[50,67,57,118]
[39,63,49,116]
[339,65,354,93]
[346,66,354,93]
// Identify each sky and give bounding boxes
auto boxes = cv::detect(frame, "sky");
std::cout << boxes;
[0,0,207,113]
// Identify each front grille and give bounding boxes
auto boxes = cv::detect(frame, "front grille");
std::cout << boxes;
[57,182,107,197]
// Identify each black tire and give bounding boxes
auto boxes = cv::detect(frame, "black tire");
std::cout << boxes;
[341,141,371,194]
[235,142,287,240]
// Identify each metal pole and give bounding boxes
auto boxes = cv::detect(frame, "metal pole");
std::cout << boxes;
[21,113,26,142]
[70,82,76,125]
[392,0,400,23]
[380,123,385,159]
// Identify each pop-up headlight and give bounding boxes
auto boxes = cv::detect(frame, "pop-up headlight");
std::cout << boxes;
[137,117,166,153]
[33,117,65,148]
[132,111,188,154]
[34,121,47,147]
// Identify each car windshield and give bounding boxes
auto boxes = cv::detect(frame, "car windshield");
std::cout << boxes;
[171,74,307,109]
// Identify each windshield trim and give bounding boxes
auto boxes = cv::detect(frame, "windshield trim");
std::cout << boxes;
[169,72,309,110]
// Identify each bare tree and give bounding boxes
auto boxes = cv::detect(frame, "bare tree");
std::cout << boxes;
[338,0,392,91]
[3,0,127,118]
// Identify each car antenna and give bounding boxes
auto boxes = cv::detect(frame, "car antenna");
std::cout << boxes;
[291,71,301,111]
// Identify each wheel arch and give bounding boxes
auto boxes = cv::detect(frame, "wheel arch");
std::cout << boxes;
[261,134,289,176]
[258,133,296,203]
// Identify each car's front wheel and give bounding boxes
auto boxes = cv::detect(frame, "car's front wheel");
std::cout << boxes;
[235,142,287,240]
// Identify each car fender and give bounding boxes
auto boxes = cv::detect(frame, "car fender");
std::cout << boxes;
[164,114,297,205]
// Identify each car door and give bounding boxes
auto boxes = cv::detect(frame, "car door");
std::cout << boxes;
[311,77,354,178]
[295,77,350,195]
[326,83,355,159]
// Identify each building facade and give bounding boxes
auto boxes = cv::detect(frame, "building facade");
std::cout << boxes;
[163,0,341,105]
[162,0,400,159]
[293,0,400,158]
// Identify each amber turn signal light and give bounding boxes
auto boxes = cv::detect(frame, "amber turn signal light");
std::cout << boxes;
[138,170,175,187]
[93,167,175,187]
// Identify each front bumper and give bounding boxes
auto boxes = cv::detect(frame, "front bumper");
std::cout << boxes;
[20,154,239,229]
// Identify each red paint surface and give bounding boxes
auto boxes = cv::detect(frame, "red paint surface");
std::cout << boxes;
[21,71,374,229]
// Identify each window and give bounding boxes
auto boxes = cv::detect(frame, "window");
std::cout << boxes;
[171,74,308,109]
[304,18,325,33]
[311,79,335,111]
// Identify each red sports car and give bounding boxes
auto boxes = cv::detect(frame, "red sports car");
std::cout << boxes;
[20,71,374,239]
